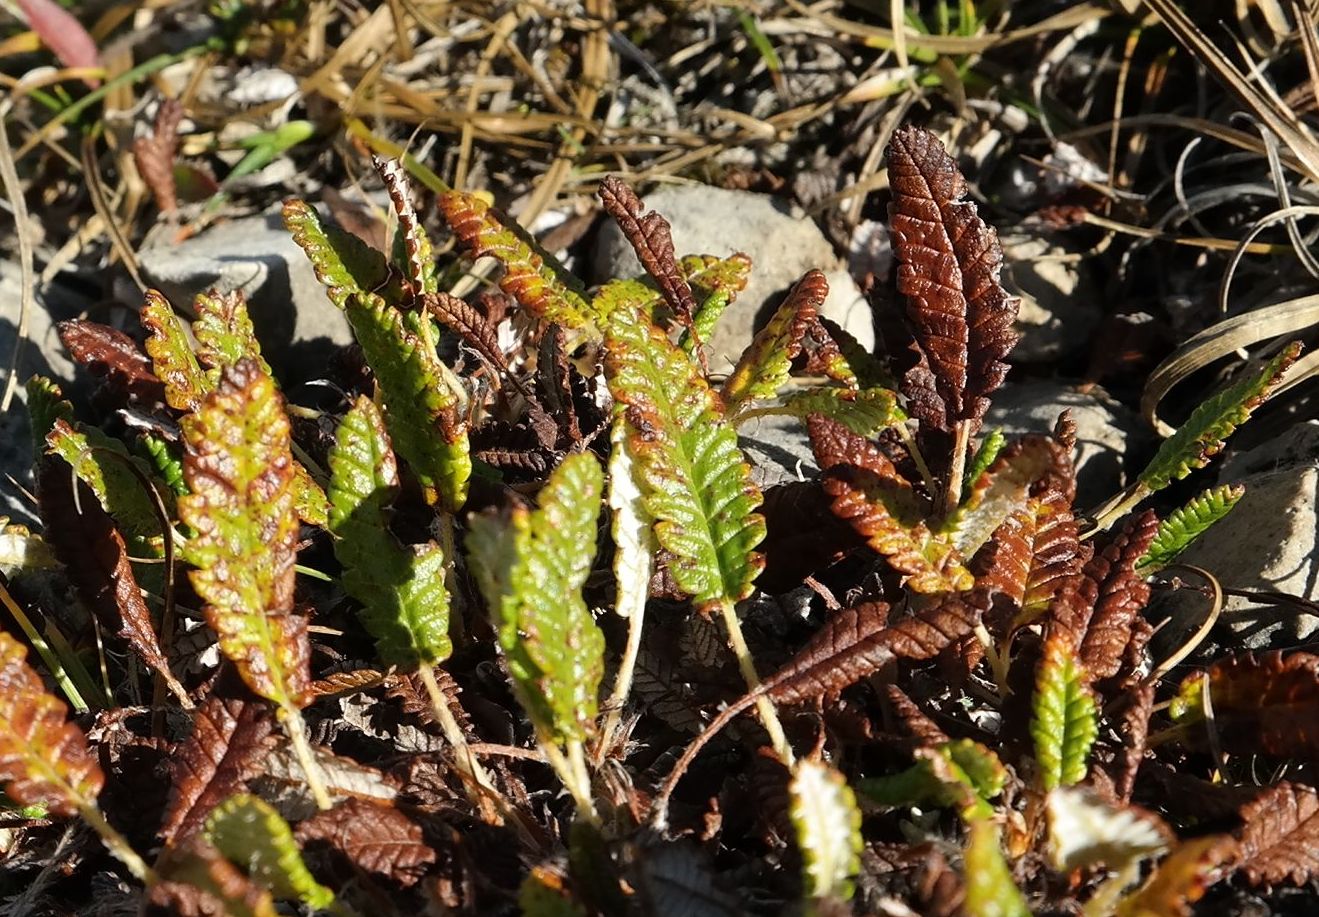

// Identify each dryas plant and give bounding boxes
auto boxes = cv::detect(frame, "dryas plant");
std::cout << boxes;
[0,128,1309,914]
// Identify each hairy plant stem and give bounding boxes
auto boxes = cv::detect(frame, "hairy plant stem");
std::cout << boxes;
[716,599,794,764]
[435,514,466,643]
[896,422,937,499]
[597,597,645,764]
[416,664,504,825]
[280,707,332,811]
[78,801,157,885]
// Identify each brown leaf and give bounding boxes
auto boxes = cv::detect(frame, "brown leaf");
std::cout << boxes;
[37,454,184,704]
[132,98,184,214]
[295,797,437,887]
[422,291,507,373]
[1202,652,1319,759]
[57,319,166,404]
[886,125,1018,432]
[1072,510,1158,680]
[881,683,949,746]
[374,155,429,296]
[150,838,278,916]
[1110,679,1154,803]
[758,480,863,593]
[808,413,903,479]
[762,591,987,706]
[1236,781,1319,886]
[0,631,104,816]
[159,694,276,843]
[598,176,698,327]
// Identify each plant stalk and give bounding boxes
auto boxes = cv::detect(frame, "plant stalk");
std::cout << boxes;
[417,664,504,825]
[939,421,972,517]
[716,599,794,764]
[541,738,599,825]
[597,595,646,764]
[280,707,333,811]
[77,801,158,886]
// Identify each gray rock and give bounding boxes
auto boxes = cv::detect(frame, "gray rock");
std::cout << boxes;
[592,185,872,372]
[1174,421,1319,648]
[738,414,817,490]
[0,261,91,525]
[132,207,353,382]
[984,381,1151,510]
[1001,232,1100,362]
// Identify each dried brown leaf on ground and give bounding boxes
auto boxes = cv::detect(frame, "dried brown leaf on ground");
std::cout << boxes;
[160,693,277,843]
[422,291,508,372]
[598,176,697,327]
[1235,781,1319,887]
[296,797,438,887]
[37,454,186,705]
[132,98,183,214]
[57,319,166,404]
[886,125,1018,433]
[1196,652,1319,759]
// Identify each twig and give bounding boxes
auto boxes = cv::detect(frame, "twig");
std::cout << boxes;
[416,664,504,825]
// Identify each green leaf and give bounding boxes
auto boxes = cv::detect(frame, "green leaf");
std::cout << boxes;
[1136,484,1245,572]
[138,432,188,497]
[789,758,863,908]
[179,360,309,712]
[328,396,451,668]
[283,199,392,309]
[1030,634,1097,791]
[205,793,336,910]
[590,278,663,328]
[859,739,1006,821]
[141,289,209,413]
[193,289,272,379]
[25,376,73,461]
[344,291,471,511]
[811,317,894,390]
[964,428,1006,491]
[604,315,766,609]
[963,819,1030,917]
[46,419,172,538]
[759,386,906,436]
[723,270,826,409]
[680,252,752,350]
[438,191,592,329]
[1139,342,1302,492]
[467,453,606,743]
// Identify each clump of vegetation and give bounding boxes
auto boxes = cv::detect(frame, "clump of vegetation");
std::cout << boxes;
[0,117,1312,916]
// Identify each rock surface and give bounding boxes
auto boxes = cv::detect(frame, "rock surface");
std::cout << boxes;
[592,185,872,372]
[738,413,817,490]
[1174,420,1319,648]
[984,380,1151,510]
[1000,231,1100,362]
[132,207,353,382]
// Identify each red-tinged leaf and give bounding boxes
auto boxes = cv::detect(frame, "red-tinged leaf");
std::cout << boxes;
[192,289,272,378]
[160,695,277,844]
[57,319,166,404]
[808,412,908,480]
[0,630,104,817]
[151,839,278,917]
[132,98,184,214]
[142,289,209,413]
[1235,781,1319,886]
[1059,511,1158,681]
[1192,652,1319,758]
[886,125,1018,432]
[723,269,828,409]
[295,797,437,887]
[375,156,435,296]
[1117,836,1235,917]
[37,456,187,706]
[1110,679,1155,803]
[438,190,592,329]
[762,591,988,706]
[598,177,698,327]
[18,0,101,85]
[421,291,507,372]
[180,359,310,711]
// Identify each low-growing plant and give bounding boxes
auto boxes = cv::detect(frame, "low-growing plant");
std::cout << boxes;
[1,125,1312,915]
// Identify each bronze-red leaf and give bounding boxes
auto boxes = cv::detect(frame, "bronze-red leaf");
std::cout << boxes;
[886,125,1018,431]
[1236,781,1319,887]
[58,319,166,404]
[598,177,697,327]
[296,797,438,887]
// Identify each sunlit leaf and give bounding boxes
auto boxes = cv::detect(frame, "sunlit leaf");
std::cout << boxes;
[467,453,606,742]
[283,199,392,309]
[761,386,906,436]
[723,270,828,409]
[789,758,862,907]
[1137,484,1244,572]
[1116,836,1235,917]
[193,289,272,379]
[328,396,451,667]
[605,314,765,610]
[962,819,1030,917]
[1047,786,1171,872]
[205,793,336,910]
[46,419,170,538]
[1031,633,1097,791]
[142,289,208,413]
